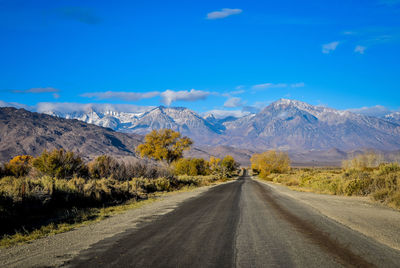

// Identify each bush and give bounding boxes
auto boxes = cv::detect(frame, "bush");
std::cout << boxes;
[342,151,384,171]
[173,158,210,176]
[32,149,88,179]
[88,155,120,180]
[119,159,173,180]
[175,175,220,187]
[4,155,33,177]
[378,162,400,175]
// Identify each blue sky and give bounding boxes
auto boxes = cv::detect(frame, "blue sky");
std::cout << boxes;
[0,0,399,116]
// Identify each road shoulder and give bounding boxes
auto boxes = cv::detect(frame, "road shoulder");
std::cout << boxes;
[255,178,400,251]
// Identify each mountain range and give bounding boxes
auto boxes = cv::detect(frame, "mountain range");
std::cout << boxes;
[41,99,400,151]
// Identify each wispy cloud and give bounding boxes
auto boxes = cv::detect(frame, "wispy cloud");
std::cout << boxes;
[221,89,245,97]
[161,89,210,106]
[322,41,339,54]
[291,82,305,88]
[354,45,367,54]
[81,91,160,101]
[204,109,250,119]
[56,7,102,25]
[0,100,30,110]
[13,87,60,93]
[206,8,242,20]
[343,31,357,35]
[224,97,244,108]
[252,83,287,90]
[347,105,392,117]
[35,102,153,114]
[231,89,245,95]
[379,0,400,6]
[242,101,272,113]
[81,89,211,105]
[340,27,400,54]
[0,100,154,114]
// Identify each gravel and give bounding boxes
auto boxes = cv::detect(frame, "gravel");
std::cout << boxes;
[257,179,400,251]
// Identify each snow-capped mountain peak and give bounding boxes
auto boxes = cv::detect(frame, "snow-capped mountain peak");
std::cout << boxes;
[40,99,400,151]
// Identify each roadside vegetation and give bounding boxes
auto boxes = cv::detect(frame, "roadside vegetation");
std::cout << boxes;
[0,129,239,247]
[252,150,400,210]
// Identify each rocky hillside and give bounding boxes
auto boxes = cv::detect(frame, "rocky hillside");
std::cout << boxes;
[0,107,143,162]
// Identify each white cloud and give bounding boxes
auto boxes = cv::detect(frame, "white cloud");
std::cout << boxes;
[0,100,30,109]
[242,101,272,113]
[160,89,210,106]
[35,102,154,114]
[206,8,242,20]
[204,109,250,119]
[343,31,357,35]
[252,83,287,90]
[354,45,367,54]
[347,105,392,117]
[12,87,60,94]
[81,89,210,105]
[231,89,245,95]
[224,97,244,108]
[291,82,305,88]
[322,41,339,54]
[81,91,160,101]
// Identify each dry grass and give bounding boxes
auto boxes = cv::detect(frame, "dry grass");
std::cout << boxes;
[0,174,228,248]
[258,163,400,210]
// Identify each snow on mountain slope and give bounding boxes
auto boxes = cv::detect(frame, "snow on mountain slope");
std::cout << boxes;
[44,106,221,143]
[220,99,400,150]
[41,99,400,151]
[385,112,400,125]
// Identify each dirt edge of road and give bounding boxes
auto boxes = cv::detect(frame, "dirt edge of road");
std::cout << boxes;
[255,178,400,252]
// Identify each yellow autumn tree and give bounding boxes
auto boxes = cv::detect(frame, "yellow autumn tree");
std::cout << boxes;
[251,150,290,178]
[209,156,221,174]
[221,155,239,177]
[173,158,210,176]
[136,129,193,164]
[5,155,33,177]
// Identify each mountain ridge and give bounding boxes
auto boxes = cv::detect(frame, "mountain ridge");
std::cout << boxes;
[0,107,143,162]
[17,98,400,151]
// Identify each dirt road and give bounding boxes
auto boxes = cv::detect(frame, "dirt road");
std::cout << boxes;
[66,173,400,267]
[2,173,400,267]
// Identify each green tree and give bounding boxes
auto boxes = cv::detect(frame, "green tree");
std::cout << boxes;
[32,149,87,179]
[136,129,193,164]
